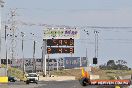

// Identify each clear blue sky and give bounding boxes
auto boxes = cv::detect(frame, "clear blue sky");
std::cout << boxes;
[1,0,132,67]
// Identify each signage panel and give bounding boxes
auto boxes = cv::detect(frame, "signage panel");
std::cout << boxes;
[43,27,80,39]
[90,80,130,85]
[47,47,74,54]
[64,57,80,69]
[47,39,74,46]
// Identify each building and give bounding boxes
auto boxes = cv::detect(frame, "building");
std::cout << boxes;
[1,57,87,72]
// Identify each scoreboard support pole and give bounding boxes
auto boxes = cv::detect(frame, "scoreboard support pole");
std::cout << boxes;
[47,54,50,75]
[57,58,58,71]
[44,55,47,76]
[42,39,47,76]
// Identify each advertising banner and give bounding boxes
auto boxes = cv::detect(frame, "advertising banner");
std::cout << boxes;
[81,57,87,67]
[64,57,80,69]
[43,27,80,39]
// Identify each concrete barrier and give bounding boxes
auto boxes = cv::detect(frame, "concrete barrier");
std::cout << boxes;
[90,75,100,80]
[0,77,8,83]
[129,85,132,88]
[39,76,75,81]
[119,75,131,80]
[0,68,7,76]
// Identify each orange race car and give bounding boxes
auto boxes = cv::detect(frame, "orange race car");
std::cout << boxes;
[79,67,131,87]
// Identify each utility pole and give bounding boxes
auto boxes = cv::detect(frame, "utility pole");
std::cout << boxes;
[94,30,99,66]
[42,39,47,76]
[94,30,97,58]
[0,0,4,67]
[33,40,36,72]
[47,54,50,75]
[96,31,99,58]
[84,30,89,67]
[30,33,36,73]
[5,25,8,76]
[57,58,58,71]
[83,29,91,72]
[94,30,99,58]
[21,32,25,76]
[9,9,17,66]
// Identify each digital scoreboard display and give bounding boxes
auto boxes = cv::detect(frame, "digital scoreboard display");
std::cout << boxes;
[47,47,74,54]
[47,39,74,46]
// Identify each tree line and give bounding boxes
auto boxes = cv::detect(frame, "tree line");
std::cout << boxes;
[99,60,131,70]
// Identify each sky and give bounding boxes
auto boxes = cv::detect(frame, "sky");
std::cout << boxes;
[1,0,132,67]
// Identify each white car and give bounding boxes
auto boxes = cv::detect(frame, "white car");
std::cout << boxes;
[25,73,39,84]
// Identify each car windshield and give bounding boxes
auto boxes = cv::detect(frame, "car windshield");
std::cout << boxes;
[9,76,14,78]
[28,74,37,77]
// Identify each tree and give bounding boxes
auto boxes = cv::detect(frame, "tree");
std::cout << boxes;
[116,60,127,65]
[99,59,129,70]
[99,64,107,70]
[106,60,116,69]
[116,60,128,70]
[107,60,115,66]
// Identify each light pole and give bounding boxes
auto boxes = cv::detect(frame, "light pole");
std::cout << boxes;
[30,33,36,73]
[42,39,47,76]
[0,0,4,7]
[33,40,36,72]
[0,0,4,68]
[94,30,99,58]
[21,32,25,76]
[5,25,8,76]
[94,30,99,66]
[96,31,99,58]
[84,29,89,67]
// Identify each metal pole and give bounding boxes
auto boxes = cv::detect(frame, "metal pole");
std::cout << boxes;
[48,54,49,75]
[0,6,1,67]
[10,10,16,62]
[96,31,99,58]
[42,39,47,76]
[0,1,4,67]
[5,25,8,76]
[63,58,65,69]
[96,31,99,66]
[33,40,36,72]
[21,32,25,76]
[30,33,36,73]
[80,57,82,67]
[84,29,90,71]
[57,59,58,71]
[84,30,89,67]
[94,30,97,58]
[44,54,46,76]
[41,45,43,72]
[86,48,88,66]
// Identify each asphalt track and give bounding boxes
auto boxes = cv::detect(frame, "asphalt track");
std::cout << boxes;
[0,81,98,88]
[0,80,126,88]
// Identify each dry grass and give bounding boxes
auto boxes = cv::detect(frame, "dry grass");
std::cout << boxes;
[50,68,132,80]
[1,64,23,80]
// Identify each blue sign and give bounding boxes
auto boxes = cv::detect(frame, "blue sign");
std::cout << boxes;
[64,57,80,69]
[81,57,87,67]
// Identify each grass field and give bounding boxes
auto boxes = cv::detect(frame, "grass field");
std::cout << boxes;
[1,64,24,80]
[2,64,132,80]
[50,68,132,80]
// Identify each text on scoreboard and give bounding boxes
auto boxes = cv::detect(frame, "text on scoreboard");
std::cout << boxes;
[47,39,74,46]
[47,47,74,54]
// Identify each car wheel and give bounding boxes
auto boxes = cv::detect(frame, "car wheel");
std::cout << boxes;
[10,80,13,82]
[26,81,29,84]
[36,82,38,84]
[12,80,15,82]
[79,77,90,86]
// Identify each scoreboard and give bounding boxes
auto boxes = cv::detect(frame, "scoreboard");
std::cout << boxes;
[47,47,74,54]
[46,39,74,54]
[47,39,74,46]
